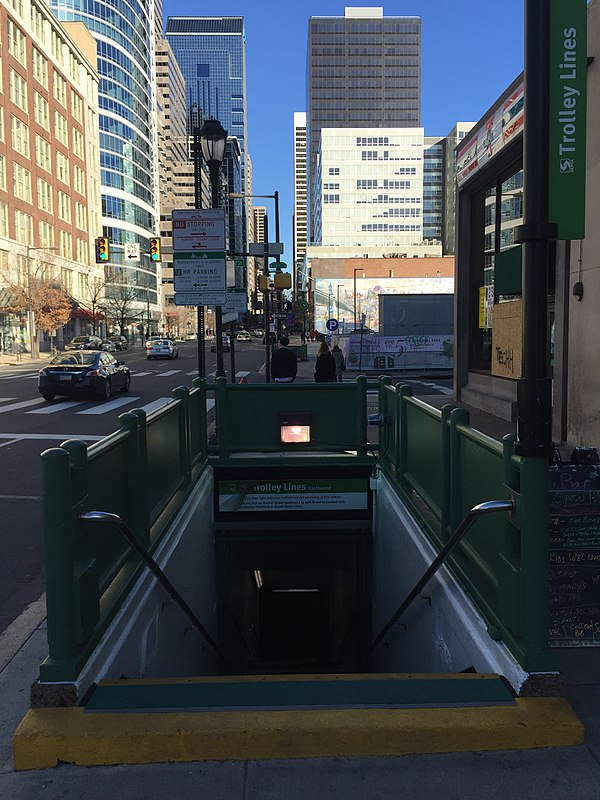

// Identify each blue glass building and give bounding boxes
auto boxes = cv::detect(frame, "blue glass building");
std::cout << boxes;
[51,0,159,313]
[165,16,247,158]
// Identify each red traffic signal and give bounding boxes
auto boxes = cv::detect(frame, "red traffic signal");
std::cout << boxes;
[149,237,161,262]
[95,237,110,263]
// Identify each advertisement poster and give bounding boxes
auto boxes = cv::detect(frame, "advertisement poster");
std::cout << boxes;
[344,334,453,372]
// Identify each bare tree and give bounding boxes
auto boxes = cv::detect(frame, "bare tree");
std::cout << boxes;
[103,280,142,338]
[78,272,109,336]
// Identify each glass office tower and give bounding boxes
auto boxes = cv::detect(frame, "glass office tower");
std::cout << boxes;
[51,0,159,315]
[306,7,421,242]
[165,16,247,156]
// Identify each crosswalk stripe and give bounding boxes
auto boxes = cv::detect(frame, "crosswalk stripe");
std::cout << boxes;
[0,373,39,380]
[235,371,250,378]
[139,397,173,414]
[0,398,16,403]
[155,370,182,377]
[26,400,86,414]
[206,399,215,412]
[130,371,153,377]
[77,397,141,415]
[0,398,45,413]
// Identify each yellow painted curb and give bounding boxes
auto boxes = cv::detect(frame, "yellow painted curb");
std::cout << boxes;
[13,698,583,770]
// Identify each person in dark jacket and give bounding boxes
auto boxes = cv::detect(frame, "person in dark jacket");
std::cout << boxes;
[270,336,298,382]
[314,342,336,382]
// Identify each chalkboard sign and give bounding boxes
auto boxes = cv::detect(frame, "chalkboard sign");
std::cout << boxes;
[549,465,600,646]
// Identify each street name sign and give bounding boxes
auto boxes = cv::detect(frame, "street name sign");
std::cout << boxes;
[173,251,226,292]
[272,312,287,320]
[172,209,226,251]
[174,291,227,306]
[548,0,587,240]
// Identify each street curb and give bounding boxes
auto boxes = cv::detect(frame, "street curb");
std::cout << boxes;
[0,596,46,674]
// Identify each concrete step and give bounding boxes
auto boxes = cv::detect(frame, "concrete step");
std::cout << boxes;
[13,672,583,768]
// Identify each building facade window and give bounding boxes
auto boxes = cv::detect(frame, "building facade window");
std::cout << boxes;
[58,230,72,259]
[11,115,30,157]
[54,111,68,145]
[13,162,32,202]
[38,219,54,247]
[53,71,67,106]
[0,203,8,238]
[33,91,50,129]
[9,67,28,111]
[56,150,70,185]
[37,177,53,212]
[14,209,33,244]
[0,155,5,190]
[35,134,52,172]
[71,128,84,159]
[32,48,48,87]
[7,19,27,65]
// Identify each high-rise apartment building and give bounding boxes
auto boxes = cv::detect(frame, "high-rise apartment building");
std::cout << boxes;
[253,207,267,244]
[312,128,426,252]
[306,7,421,241]
[293,112,307,288]
[51,0,160,323]
[0,1,104,352]
[443,122,475,254]
[423,136,444,243]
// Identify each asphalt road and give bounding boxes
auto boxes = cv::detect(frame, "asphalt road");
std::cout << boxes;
[0,338,267,635]
[0,338,453,635]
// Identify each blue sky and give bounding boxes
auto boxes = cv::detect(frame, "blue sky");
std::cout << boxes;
[163,1,525,261]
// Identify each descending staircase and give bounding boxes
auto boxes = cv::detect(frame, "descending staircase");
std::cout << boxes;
[13,672,583,769]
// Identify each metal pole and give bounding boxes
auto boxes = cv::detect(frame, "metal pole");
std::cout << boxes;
[353,269,357,333]
[209,161,226,381]
[193,127,206,378]
[26,247,37,359]
[263,216,271,381]
[514,0,556,458]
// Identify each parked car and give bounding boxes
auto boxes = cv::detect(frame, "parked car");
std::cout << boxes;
[236,330,251,342]
[109,335,128,350]
[38,350,131,401]
[210,334,231,352]
[146,338,179,360]
[66,335,103,350]
[100,339,117,352]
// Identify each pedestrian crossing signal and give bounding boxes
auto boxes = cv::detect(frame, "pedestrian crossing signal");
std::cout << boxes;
[95,237,110,263]
[149,238,161,262]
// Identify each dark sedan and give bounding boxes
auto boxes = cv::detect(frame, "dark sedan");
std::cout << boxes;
[38,350,131,402]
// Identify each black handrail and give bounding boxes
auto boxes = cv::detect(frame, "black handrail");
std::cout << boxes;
[370,499,515,652]
[79,511,222,658]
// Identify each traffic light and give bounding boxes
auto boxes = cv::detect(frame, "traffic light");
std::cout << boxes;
[149,237,161,262]
[95,236,110,263]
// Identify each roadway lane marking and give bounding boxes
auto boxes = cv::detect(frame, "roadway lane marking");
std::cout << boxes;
[0,398,17,403]
[130,371,153,377]
[206,399,215,412]
[419,381,453,395]
[0,493,41,499]
[140,397,173,414]
[0,373,40,380]
[186,371,197,376]
[26,400,86,414]
[0,432,104,441]
[77,397,141,415]
[155,370,182,377]
[0,438,20,449]
[0,398,45,413]
[235,371,250,378]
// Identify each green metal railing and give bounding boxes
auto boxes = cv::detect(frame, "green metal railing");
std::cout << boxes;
[212,375,369,458]
[38,374,554,682]
[40,380,208,682]
[378,378,554,673]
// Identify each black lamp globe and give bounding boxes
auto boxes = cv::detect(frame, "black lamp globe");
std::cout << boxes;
[199,118,228,166]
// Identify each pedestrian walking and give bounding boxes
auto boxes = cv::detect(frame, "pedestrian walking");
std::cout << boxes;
[314,341,336,382]
[331,344,346,382]
[270,336,298,383]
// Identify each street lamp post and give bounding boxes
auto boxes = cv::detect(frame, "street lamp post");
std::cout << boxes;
[199,118,228,380]
[229,191,281,381]
[353,268,365,333]
[337,284,344,331]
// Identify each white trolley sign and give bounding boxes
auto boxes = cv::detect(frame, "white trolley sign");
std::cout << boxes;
[172,209,226,251]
